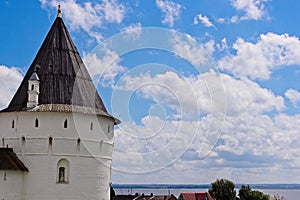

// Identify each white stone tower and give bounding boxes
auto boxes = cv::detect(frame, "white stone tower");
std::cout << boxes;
[27,71,40,108]
[0,6,119,200]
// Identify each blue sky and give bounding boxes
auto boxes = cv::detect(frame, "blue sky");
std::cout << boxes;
[1,0,300,184]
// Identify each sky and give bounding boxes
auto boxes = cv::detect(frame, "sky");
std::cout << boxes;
[1,0,300,184]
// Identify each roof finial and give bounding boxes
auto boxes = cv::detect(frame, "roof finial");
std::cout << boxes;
[57,4,61,18]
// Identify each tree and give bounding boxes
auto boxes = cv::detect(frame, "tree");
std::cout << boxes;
[209,179,236,200]
[249,190,269,200]
[238,185,251,200]
[238,185,269,200]
[270,194,286,200]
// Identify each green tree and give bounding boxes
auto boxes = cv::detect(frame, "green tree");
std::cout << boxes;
[209,179,236,200]
[249,190,269,200]
[238,185,269,200]
[238,185,251,200]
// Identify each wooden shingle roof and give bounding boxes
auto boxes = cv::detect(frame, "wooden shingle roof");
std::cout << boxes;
[0,148,28,171]
[1,12,118,123]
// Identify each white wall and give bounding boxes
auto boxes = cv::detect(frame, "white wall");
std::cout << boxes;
[0,171,27,200]
[0,111,115,200]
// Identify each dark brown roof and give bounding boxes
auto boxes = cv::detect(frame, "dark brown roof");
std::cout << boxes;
[112,194,139,200]
[1,15,113,121]
[0,148,29,171]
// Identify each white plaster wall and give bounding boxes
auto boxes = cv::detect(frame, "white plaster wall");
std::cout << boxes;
[0,111,115,200]
[0,171,27,200]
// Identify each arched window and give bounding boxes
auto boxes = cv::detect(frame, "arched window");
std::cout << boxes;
[57,158,69,183]
[12,120,15,128]
[90,122,93,131]
[35,118,39,128]
[64,119,68,128]
[31,84,34,90]
[58,167,65,182]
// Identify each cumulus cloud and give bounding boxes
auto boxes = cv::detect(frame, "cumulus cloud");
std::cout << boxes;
[0,65,23,109]
[40,0,125,42]
[193,13,215,27]
[231,0,269,21]
[215,0,269,24]
[100,0,125,23]
[112,70,299,181]
[218,113,300,164]
[113,109,300,182]
[110,62,298,182]
[171,33,215,67]
[155,0,181,27]
[218,33,300,80]
[121,23,142,40]
[116,70,284,118]
[84,47,126,87]
[285,89,300,107]
[113,113,224,173]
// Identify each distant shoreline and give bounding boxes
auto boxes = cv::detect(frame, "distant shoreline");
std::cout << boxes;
[112,184,300,190]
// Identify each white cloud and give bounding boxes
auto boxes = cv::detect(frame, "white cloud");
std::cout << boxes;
[113,113,224,173]
[218,113,300,161]
[231,0,269,21]
[285,89,300,107]
[111,65,298,183]
[171,33,215,67]
[0,65,23,109]
[193,13,214,27]
[113,111,300,183]
[40,0,125,42]
[217,17,226,24]
[116,70,284,117]
[155,0,181,27]
[216,38,228,51]
[218,33,300,80]
[84,48,126,87]
[100,0,125,23]
[122,23,142,40]
[230,15,239,23]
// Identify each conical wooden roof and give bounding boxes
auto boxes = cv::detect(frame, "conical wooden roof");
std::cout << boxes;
[2,12,117,122]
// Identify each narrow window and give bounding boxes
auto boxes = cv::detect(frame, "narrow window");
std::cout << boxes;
[21,136,26,155]
[12,120,15,128]
[48,137,53,154]
[49,137,53,145]
[3,171,6,181]
[64,119,68,128]
[22,136,26,143]
[2,137,4,147]
[35,118,39,128]
[31,84,34,90]
[107,125,110,134]
[77,138,81,152]
[57,158,69,183]
[90,122,93,131]
[58,167,65,183]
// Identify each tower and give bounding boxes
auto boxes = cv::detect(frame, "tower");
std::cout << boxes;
[0,6,120,200]
[27,71,40,108]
